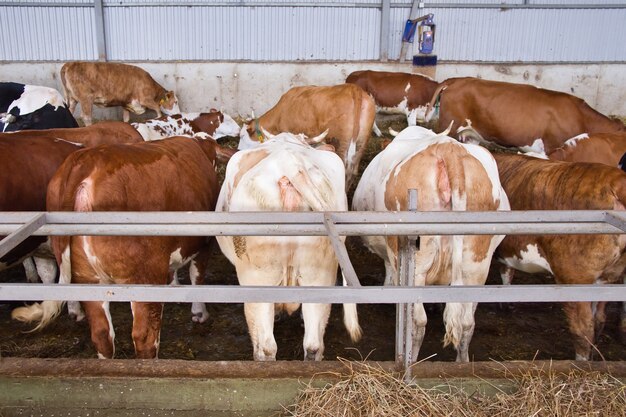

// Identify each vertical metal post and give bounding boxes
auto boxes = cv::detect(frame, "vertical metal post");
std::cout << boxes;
[399,0,421,63]
[396,189,418,380]
[380,0,391,62]
[94,0,107,61]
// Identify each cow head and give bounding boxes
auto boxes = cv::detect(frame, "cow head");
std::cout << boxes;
[159,91,180,116]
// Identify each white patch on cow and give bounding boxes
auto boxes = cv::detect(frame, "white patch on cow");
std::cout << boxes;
[519,138,546,155]
[169,247,195,271]
[8,85,65,114]
[82,236,112,283]
[463,144,507,205]
[101,300,115,358]
[53,138,83,147]
[404,82,411,93]
[501,244,554,275]
[34,257,57,284]
[346,140,357,169]
[413,105,429,124]
[563,133,589,148]
[127,99,146,114]
[213,113,241,139]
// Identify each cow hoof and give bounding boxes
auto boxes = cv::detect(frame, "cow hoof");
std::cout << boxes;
[68,301,85,322]
[191,303,208,323]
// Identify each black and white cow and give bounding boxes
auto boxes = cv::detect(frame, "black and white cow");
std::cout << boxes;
[1,82,78,132]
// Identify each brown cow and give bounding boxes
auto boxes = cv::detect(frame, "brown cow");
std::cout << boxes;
[238,84,375,189]
[495,153,626,360]
[346,70,439,128]
[0,136,82,285]
[0,121,143,147]
[12,136,220,358]
[548,132,626,166]
[431,77,625,154]
[61,62,180,126]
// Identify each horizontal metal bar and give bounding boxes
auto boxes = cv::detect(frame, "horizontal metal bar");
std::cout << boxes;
[0,222,620,236]
[1,284,623,304]
[0,210,614,223]
[1,2,623,9]
[0,211,622,236]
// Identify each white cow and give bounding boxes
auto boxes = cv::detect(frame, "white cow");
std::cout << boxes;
[216,131,362,361]
[353,125,509,362]
[132,110,240,141]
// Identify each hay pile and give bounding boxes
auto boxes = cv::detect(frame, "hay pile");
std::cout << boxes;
[280,359,626,417]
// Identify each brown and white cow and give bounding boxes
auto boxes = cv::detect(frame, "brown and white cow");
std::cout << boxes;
[494,153,626,360]
[431,77,625,154]
[61,62,180,126]
[346,70,439,129]
[352,126,509,362]
[131,110,240,141]
[11,136,220,358]
[217,132,361,361]
[0,121,143,147]
[238,84,376,190]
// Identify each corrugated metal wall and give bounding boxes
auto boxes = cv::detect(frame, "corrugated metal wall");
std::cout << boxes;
[1,0,624,62]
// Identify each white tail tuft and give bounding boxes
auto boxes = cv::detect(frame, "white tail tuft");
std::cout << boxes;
[342,273,362,342]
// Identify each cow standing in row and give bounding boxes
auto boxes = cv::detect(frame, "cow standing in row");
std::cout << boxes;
[1,82,78,132]
[238,84,375,189]
[12,136,220,358]
[61,62,180,126]
[495,153,626,360]
[132,110,240,141]
[431,77,624,154]
[217,132,361,361]
[346,70,439,130]
[353,126,509,362]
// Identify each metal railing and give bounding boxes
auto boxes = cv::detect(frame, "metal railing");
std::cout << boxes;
[1,209,625,373]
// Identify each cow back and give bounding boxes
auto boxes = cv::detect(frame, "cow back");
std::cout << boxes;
[548,132,626,167]
[0,121,143,147]
[437,77,624,153]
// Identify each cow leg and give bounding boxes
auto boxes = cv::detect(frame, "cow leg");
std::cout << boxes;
[189,255,209,323]
[23,258,38,283]
[82,300,115,359]
[33,256,57,284]
[410,302,428,363]
[562,301,594,360]
[81,102,94,126]
[131,301,164,359]
[499,265,515,285]
[244,302,277,361]
[592,301,608,343]
[301,303,330,361]
[443,302,477,362]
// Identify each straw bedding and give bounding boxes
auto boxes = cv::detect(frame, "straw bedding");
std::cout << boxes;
[280,359,626,417]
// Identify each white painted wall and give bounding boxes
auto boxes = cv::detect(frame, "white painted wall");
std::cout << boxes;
[1,62,624,122]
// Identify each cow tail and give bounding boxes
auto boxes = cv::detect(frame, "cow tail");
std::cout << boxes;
[438,157,468,350]
[424,83,447,123]
[342,273,362,342]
